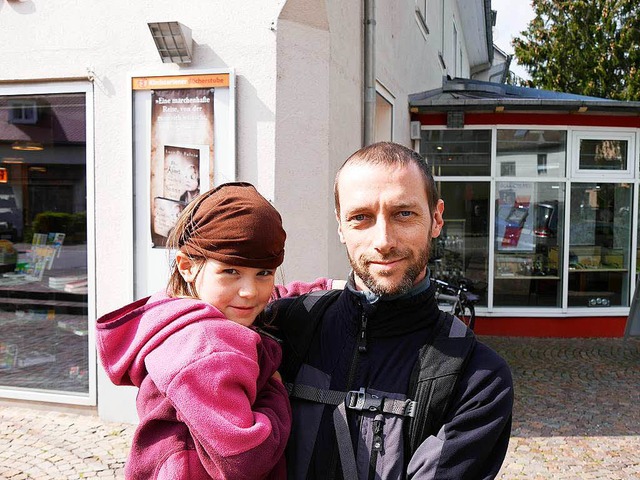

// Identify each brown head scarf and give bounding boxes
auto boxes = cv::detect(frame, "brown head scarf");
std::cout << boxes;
[179,182,286,269]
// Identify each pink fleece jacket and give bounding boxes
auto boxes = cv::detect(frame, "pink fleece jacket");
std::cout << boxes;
[96,279,331,480]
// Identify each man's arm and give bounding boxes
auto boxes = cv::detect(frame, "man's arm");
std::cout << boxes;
[407,342,514,479]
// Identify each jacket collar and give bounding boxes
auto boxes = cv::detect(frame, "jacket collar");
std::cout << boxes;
[341,273,440,338]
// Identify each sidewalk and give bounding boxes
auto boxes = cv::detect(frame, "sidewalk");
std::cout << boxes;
[0,337,639,479]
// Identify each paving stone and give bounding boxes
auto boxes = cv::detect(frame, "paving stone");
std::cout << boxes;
[0,337,638,479]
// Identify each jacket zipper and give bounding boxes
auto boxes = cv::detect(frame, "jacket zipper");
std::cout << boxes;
[368,414,385,480]
[330,307,369,479]
[358,311,368,353]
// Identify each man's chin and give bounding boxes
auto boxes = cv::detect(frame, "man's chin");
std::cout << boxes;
[362,275,410,297]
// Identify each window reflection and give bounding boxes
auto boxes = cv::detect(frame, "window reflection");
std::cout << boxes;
[497,129,566,178]
[429,181,490,306]
[422,130,491,176]
[494,182,564,307]
[568,183,632,306]
[579,139,627,171]
[0,93,88,394]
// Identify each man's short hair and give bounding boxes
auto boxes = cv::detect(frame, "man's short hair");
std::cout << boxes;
[334,142,440,215]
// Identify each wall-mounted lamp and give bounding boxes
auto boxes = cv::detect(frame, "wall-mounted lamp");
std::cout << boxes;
[11,141,44,151]
[578,105,588,113]
[495,105,505,112]
[147,21,193,64]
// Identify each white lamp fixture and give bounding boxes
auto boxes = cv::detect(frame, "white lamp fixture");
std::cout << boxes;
[147,22,193,64]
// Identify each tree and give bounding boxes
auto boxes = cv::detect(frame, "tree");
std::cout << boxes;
[512,0,640,100]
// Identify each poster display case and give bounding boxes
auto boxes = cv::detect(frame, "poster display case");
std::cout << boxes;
[132,71,236,297]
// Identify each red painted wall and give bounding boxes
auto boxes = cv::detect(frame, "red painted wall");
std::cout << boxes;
[474,316,627,337]
[412,112,640,128]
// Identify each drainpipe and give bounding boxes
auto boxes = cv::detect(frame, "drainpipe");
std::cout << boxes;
[363,0,376,146]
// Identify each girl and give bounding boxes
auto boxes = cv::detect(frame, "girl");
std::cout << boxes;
[97,182,333,480]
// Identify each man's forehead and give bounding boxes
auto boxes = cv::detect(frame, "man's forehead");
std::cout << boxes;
[337,162,429,209]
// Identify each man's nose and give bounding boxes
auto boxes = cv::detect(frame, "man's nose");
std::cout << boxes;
[372,218,395,253]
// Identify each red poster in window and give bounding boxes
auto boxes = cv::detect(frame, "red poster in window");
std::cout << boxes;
[0,168,7,183]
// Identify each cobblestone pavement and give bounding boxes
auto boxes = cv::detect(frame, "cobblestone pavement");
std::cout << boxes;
[0,337,638,479]
[484,337,640,480]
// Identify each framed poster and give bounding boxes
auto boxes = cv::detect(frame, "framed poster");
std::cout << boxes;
[132,71,236,296]
[148,87,214,246]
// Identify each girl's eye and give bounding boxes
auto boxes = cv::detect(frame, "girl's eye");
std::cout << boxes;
[222,268,238,275]
[257,270,275,277]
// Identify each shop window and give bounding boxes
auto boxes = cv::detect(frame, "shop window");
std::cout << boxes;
[421,129,491,176]
[568,182,632,307]
[494,181,565,307]
[0,90,89,401]
[429,181,490,307]
[497,129,566,178]
[572,131,634,177]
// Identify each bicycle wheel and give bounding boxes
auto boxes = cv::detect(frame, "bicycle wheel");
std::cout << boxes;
[454,302,475,331]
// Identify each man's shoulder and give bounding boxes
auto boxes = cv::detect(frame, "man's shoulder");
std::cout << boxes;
[265,289,343,327]
[464,339,514,389]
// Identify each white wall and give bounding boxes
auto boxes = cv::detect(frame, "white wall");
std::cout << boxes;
[0,0,284,422]
[0,0,493,422]
[274,1,334,283]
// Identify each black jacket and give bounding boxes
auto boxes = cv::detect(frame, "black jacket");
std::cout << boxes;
[271,278,513,479]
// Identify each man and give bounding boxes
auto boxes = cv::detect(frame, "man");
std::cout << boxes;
[271,142,513,479]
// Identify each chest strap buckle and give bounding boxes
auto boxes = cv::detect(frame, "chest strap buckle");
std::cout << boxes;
[346,387,383,412]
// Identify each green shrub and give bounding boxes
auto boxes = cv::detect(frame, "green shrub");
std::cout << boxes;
[27,211,87,244]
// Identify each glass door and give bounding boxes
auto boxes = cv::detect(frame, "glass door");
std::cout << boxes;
[0,85,93,404]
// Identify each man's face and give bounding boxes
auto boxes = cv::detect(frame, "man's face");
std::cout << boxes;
[336,161,444,296]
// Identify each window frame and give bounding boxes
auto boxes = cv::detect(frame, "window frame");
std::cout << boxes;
[0,81,96,406]
[571,130,636,178]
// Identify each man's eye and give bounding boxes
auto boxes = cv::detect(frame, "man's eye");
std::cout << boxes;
[398,211,413,217]
[352,214,366,221]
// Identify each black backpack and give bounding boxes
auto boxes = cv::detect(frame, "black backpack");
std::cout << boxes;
[277,289,477,469]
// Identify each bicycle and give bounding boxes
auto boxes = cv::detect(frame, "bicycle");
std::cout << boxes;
[431,277,479,330]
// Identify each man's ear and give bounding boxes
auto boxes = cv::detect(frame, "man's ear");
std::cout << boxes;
[175,251,198,282]
[431,199,445,238]
[335,209,346,244]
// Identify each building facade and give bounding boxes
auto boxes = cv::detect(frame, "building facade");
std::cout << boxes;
[0,1,494,421]
[411,78,640,338]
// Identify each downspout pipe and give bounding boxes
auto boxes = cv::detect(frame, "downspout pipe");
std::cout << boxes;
[363,0,376,146]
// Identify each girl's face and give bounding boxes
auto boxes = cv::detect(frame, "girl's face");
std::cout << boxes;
[177,254,275,326]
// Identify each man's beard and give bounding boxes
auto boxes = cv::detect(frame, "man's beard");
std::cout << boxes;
[348,242,430,297]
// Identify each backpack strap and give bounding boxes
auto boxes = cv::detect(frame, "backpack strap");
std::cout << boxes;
[404,310,476,456]
[278,289,342,382]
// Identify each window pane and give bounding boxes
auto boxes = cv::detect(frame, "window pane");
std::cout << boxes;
[421,130,491,176]
[0,93,88,394]
[568,183,632,306]
[497,129,567,178]
[579,139,627,171]
[429,181,490,306]
[494,181,565,307]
